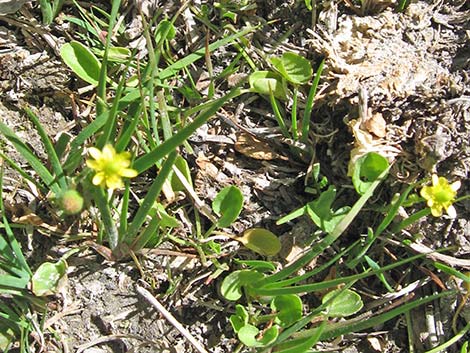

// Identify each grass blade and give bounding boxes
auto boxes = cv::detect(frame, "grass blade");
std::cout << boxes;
[24,108,67,190]
[133,87,242,173]
[0,122,59,194]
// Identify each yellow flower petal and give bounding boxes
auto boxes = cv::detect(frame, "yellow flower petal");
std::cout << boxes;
[88,147,103,160]
[430,205,443,217]
[102,144,116,160]
[92,173,105,186]
[106,175,124,190]
[120,168,138,178]
[86,160,100,169]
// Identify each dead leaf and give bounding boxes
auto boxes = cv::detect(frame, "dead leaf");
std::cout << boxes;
[196,153,221,180]
[367,336,384,352]
[234,132,280,160]
[364,112,387,138]
[14,212,46,226]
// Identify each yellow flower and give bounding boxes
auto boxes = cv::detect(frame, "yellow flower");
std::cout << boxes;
[420,174,461,218]
[86,144,138,190]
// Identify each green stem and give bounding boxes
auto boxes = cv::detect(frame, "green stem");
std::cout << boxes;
[269,91,289,138]
[291,87,298,140]
[93,187,118,250]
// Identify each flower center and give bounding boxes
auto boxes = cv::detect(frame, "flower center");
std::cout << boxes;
[434,188,454,203]
[104,161,121,175]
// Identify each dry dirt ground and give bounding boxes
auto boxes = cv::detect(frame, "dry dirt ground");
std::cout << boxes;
[0,0,469,352]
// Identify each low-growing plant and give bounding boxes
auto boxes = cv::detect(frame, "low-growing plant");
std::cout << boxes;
[220,152,468,352]
[249,52,324,154]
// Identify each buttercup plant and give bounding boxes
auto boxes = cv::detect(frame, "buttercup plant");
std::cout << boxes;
[420,174,461,218]
[86,144,138,191]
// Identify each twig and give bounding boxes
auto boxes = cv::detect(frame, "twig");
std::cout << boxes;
[136,285,210,353]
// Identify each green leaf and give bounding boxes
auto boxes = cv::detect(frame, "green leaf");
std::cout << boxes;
[170,155,192,192]
[305,186,350,233]
[220,270,264,301]
[238,228,281,256]
[271,294,303,327]
[233,259,276,272]
[272,322,325,353]
[155,20,176,45]
[238,324,278,347]
[271,53,313,85]
[212,185,244,228]
[249,71,287,100]
[229,304,249,333]
[0,122,60,195]
[60,41,101,86]
[155,204,180,228]
[31,259,67,296]
[352,152,389,195]
[95,47,131,63]
[0,326,15,352]
[322,288,363,317]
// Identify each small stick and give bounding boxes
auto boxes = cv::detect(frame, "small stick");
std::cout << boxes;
[136,285,210,353]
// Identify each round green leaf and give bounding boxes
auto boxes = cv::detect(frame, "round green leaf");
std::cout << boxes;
[238,324,278,347]
[322,289,363,317]
[220,270,264,301]
[212,185,244,228]
[271,294,303,327]
[249,71,287,100]
[60,41,101,86]
[271,53,313,85]
[31,259,68,296]
[239,228,281,256]
[352,152,389,195]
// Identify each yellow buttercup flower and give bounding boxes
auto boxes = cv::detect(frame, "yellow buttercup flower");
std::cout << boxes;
[420,174,460,218]
[86,144,138,190]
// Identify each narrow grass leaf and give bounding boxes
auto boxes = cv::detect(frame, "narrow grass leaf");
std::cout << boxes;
[254,166,389,288]
[133,87,242,173]
[24,108,67,190]
[125,151,178,241]
[0,122,59,194]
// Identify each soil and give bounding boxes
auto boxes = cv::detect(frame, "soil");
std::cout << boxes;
[0,0,469,352]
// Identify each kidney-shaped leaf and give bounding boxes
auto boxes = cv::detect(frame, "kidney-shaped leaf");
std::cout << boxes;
[238,324,278,347]
[212,185,244,228]
[271,53,312,85]
[249,71,287,100]
[221,269,264,301]
[271,294,303,327]
[229,304,249,333]
[239,228,281,256]
[31,259,67,296]
[60,41,101,86]
[352,152,389,195]
[322,288,363,317]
